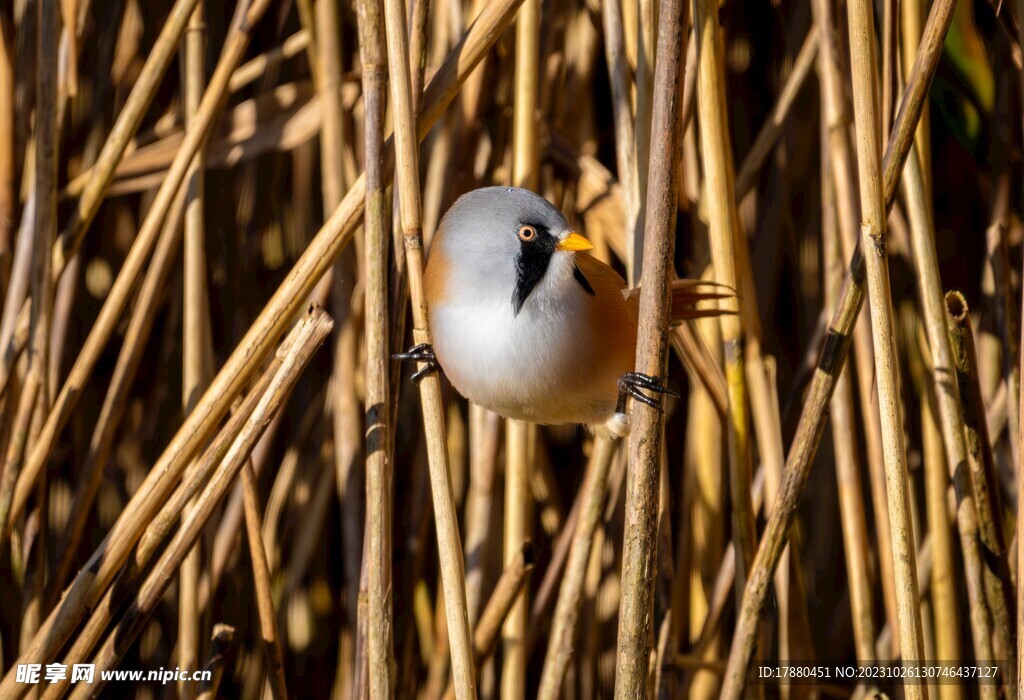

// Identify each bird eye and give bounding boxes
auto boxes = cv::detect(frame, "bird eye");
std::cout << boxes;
[518,224,537,241]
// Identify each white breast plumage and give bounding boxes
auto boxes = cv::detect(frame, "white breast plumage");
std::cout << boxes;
[430,252,616,425]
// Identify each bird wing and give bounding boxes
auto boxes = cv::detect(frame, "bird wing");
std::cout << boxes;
[574,253,730,418]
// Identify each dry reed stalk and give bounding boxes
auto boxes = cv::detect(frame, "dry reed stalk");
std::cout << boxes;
[987,202,1021,469]
[441,544,536,700]
[423,588,451,700]
[65,308,332,700]
[537,435,615,698]
[0,13,12,261]
[46,232,77,400]
[0,199,34,364]
[671,324,727,418]
[748,357,796,676]
[387,0,499,696]
[945,291,1015,677]
[600,0,639,236]
[178,5,208,693]
[653,466,675,695]
[682,313,726,700]
[881,0,897,136]
[196,625,235,700]
[913,332,962,700]
[503,2,541,695]
[1018,7,1024,696]
[198,406,290,614]
[383,0,440,471]
[976,158,1012,420]
[530,452,564,542]
[947,294,1008,556]
[7,0,278,528]
[30,0,59,415]
[59,0,78,98]
[691,469,765,658]
[293,0,321,87]
[668,439,697,697]
[720,0,958,692]
[503,418,532,699]
[310,0,363,691]
[471,544,535,668]
[9,8,59,628]
[846,0,925,687]
[358,0,393,695]
[901,148,998,688]
[1,4,526,689]
[812,0,902,644]
[314,0,351,211]
[821,131,877,666]
[240,461,289,699]
[1019,0,1024,687]
[464,405,500,624]
[613,0,686,694]
[872,534,934,651]
[503,5,544,695]
[881,0,955,200]
[0,371,40,533]
[900,0,931,191]
[453,0,489,149]
[526,459,586,654]
[631,0,655,284]
[693,0,755,604]
[407,0,429,102]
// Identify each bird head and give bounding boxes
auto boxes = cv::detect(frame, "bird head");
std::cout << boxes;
[433,187,593,315]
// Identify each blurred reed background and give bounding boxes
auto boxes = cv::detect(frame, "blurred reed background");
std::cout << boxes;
[0,0,1021,697]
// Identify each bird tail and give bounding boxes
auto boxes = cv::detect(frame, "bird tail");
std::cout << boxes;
[668,278,736,323]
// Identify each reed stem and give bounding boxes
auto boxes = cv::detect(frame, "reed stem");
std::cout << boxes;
[240,460,289,699]
[693,0,755,606]
[845,0,926,688]
[613,0,686,693]
[503,2,541,695]
[1018,2,1024,691]
[383,0,488,695]
[538,435,615,698]
[945,290,1015,679]
[821,149,877,666]
[811,0,902,646]
[178,5,208,692]
[357,0,394,696]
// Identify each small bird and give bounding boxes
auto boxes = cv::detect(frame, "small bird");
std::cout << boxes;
[397,186,726,436]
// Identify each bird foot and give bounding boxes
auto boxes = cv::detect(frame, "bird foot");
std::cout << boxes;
[393,343,439,384]
[616,372,679,413]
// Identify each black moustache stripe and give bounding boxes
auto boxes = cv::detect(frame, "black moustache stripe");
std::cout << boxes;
[512,228,557,315]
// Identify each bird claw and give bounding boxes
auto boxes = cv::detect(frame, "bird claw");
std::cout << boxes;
[616,372,679,413]
[393,343,439,384]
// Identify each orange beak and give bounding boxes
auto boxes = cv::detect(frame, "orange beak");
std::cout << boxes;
[555,232,594,252]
